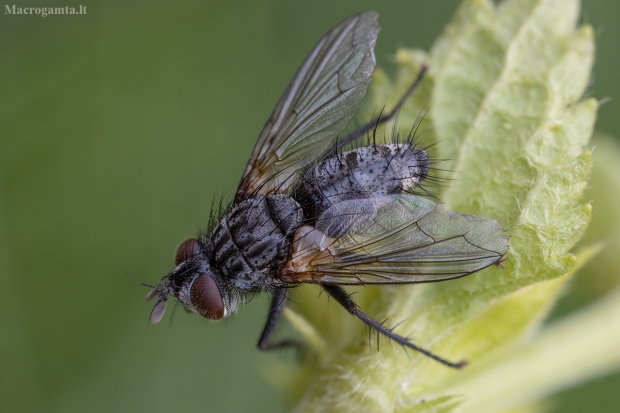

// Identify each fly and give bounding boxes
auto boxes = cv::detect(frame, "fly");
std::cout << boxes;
[145,12,509,369]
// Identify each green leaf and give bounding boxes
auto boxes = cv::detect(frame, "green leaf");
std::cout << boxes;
[570,134,620,303]
[279,1,610,411]
[449,274,620,413]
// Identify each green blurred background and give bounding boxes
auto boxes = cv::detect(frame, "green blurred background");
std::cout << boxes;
[1,1,619,412]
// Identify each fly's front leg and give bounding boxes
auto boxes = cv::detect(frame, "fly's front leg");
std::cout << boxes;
[323,284,467,369]
[257,288,303,353]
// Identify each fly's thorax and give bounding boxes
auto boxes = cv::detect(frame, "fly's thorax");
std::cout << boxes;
[296,144,430,218]
[210,195,304,290]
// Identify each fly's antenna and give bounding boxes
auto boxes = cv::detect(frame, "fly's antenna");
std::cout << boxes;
[120,267,156,289]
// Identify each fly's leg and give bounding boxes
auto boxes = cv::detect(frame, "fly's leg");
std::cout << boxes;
[257,288,303,353]
[323,284,467,369]
[327,64,428,155]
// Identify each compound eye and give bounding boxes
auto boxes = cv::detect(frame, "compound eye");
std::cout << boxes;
[175,238,201,265]
[190,274,225,320]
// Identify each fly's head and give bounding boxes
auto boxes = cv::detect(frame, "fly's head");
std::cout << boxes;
[146,238,237,323]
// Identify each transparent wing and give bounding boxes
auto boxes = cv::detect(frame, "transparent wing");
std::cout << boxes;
[281,195,510,284]
[236,12,379,201]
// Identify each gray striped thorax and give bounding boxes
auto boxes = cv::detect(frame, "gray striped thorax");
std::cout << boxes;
[210,195,303,290]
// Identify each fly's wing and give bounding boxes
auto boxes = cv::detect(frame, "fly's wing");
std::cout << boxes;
[281,195,510,284]
[236,12,379,201]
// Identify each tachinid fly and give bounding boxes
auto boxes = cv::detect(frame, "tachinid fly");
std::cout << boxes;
[145,12,509,369]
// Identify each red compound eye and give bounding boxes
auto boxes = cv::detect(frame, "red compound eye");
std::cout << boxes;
[175,238,201,265]
[190,274,225,320]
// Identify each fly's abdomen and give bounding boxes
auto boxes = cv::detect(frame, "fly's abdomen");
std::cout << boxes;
[210,195,303,290]
[296,144,430,218]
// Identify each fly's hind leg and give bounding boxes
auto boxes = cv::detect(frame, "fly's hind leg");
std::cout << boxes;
[257,288,304,353]
[326,64,428,155]
[323,284,467,369]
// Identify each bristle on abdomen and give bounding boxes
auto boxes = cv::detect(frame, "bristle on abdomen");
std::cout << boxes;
[295,144,430,220]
